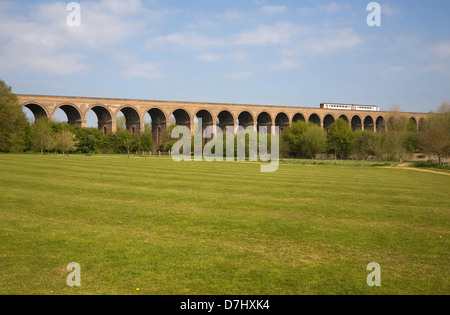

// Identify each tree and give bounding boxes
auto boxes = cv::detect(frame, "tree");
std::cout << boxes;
[158,125,180,153]
[327,118,355,159]
[282,121,326,158]
[0,79,28,152]
[54,129,77,155]
[419,102,450,165]
[140,132,153,154]
[382,109,409,161]
[67,126,103,153]
[353,130,381,160]
[31,119,54,154]
[405,119,419,154]
[282,121,308,158]
[301,124,327,159]
[116,115,126,131]
[115,130,140,157]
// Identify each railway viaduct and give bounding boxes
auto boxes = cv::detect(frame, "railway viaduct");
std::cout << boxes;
[18,94,428,147]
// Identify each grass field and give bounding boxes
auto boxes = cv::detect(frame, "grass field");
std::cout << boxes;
[0,154,448,295]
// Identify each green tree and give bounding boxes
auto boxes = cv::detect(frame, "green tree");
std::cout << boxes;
[0,79,28,152]
[282,121,308,158]
[67,126,103,153]
[327,118,355,159]
[405,119,419,154]
[31,119,54,154]
[418,102,450,165]
[54,129,77,155]
[140,132,153,154]
[301,124,327,159]
[116,130,140,157]
[282,121,326,158]
[382,109,409,161]
[353,130,381,160]
[159,125,181,153]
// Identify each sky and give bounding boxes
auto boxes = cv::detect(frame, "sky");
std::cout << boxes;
[1,0,450,123]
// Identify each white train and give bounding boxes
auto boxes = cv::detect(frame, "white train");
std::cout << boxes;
[320,103,380,111]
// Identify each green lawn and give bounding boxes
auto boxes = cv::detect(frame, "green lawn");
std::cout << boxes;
[0,154,448,295]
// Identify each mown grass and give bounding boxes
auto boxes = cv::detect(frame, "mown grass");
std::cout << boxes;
[0,154,448,295]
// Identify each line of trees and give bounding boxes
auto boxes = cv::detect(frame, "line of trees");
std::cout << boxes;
[25,120,154,156]
[281,103,450,164]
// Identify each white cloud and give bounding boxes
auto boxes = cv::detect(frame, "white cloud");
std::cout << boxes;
[421,62,450,76]
[432,41,450,58]
[223,10,243,21]
[387,66,405,73]
[260,5,287,15]
[121,61,164,80]
[289,28,361,55]
[270,59,301,71]
[381,3,402,17]
[229,52,247,63]
[226,71,252,80]
[0,0,173,76]
[233,22,304,46]
[151,32,226,50]
[196,53,224,62]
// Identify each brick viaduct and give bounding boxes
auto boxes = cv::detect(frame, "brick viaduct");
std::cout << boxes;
[18,94,428,147]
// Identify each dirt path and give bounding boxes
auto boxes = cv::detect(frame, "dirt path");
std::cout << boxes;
[386,163,450,176]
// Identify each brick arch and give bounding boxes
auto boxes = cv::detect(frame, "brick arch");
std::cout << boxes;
[170,108,191,128]
[257,111,272,132]
[147,107,168,147]
[292,113,306,123]
[238,111,255,128]
[323,114,335,131]
[275,112,290,133]
[363,116,375,132]
[351,115,362,131]
[376,116,386,132]
[22,102,49,121]
[54,103,82,125]
[87,104,113,134]
[117,105,142,134]
[308,113,321,127]
[338,114,349,124]
[217,110,236,134]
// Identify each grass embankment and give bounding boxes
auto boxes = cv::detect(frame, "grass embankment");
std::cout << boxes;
[0,155,448,294]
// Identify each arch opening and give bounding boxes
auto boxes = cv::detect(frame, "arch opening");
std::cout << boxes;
[339,115,349,124]
[323,114,335,131]
[89,106,113,134]
[376,116,386,133]
[147,108,167,148]
[54,105,82,126]
[23,104,48,122]
[351,116,362,131]
[119,107,141,134]
[275,113,289,134]
[257,112,272,133]
[408,117,418,131]
[364,116,375,132]
[238,111,254,129]
[308,114,321,127]
[217,110,235,134]
[292,113,305,123]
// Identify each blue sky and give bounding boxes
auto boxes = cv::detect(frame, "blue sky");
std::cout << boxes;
[1,0,450,120]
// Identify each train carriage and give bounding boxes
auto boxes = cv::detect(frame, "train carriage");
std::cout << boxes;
[320,103,379,111]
